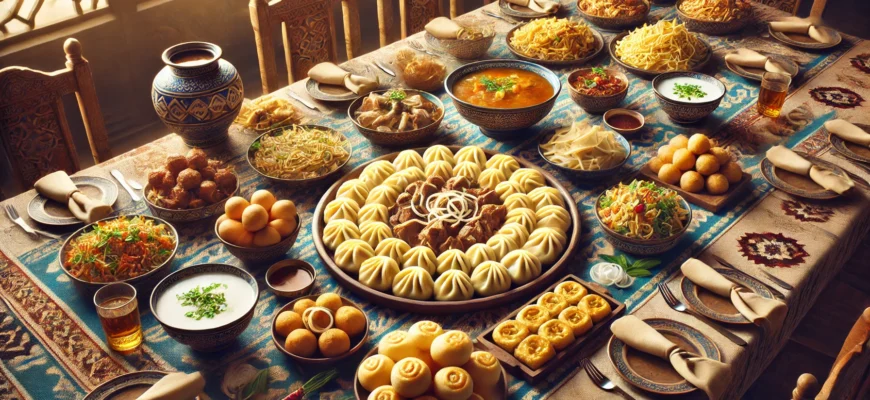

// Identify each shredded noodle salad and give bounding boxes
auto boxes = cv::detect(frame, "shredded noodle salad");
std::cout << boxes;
[597,180,689,240]
[63,216,175,283]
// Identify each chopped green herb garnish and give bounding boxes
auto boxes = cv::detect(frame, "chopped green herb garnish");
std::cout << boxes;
[591,67,607,78]
[552,35,561,43]
[584,79,597,89]
[251,140,261,151]
[177,283,229,320]
[386,89,407,102]
[480,76,517,94]
[599,196,613,208]
[672,83,707,100]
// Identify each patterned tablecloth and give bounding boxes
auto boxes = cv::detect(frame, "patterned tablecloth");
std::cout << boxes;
[2,2,870,399]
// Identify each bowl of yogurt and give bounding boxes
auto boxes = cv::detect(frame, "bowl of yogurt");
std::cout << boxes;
[652,72,726,123]
[150,263,259,352]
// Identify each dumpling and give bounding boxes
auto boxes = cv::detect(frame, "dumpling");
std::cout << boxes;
[509,168,546,192]
[436,249,470,275]
[361,160,396,186]
[502,249,542,286]
[375,237,411,261]
[470,261,511,297]
[454,146,487,169]
[323,219,360,251]
[478,168,506,191]
[392,267,435,300]
[505,207,537,234]
[497,222,530,246]
[359,255,400,291]
[360,221,394,248]
[366,185,400,207]
[503,193,535,211]
[337,179,370,206]
[433,270,474,301]
[334,239,374,273]
[401,166,426,182]
[382,172,412,192]
[453,161,482,182]
[486,234,518,260]
[423,145,455,166]
[324,197,359,224]
[358,203,390,226]
[536,205,571,234]
[424,160,453,181]
[403,246,438,275]
[465,243,496,268]
[393,150,426,170]
[485,154,520,178]
[523,227,567,264]
[528,187,565,210]
[495,181,525,202]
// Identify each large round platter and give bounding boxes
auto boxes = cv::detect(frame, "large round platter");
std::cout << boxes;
[680,268,775,324]
[313,146,581,314]
[725,53,799,82]
[760,151,847,199]
[768,24,841,50]
[28,175,118,226]
[506,23,605,66]
[498,0,558,19]
[84,371,174,400]
[827,124,870,164]
[608,32,712,78]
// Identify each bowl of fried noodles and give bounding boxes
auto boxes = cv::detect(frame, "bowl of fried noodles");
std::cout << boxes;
[608,19,712,78]
[506,17,604,66]
[676,0,752,35]
[577,0,650,31]
[594,180,692,255]
[247,124,352,185]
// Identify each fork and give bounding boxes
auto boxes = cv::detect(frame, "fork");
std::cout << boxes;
[581,358,635,400]
[658,283,748,346]
[4,204,60,240]
[408,40,444,58]
[481,9,519,25]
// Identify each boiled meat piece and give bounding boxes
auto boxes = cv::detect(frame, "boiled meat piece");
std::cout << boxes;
[394,219,426,247]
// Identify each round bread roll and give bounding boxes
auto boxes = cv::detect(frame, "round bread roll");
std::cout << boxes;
[695,154,720,176]
[688,133,711,155]
[670,134,689,149]
[559,306,593,336]
[430,330,473,367]
[367,385,402,400]
[648,156,665,174]
[657,144,676,164]
[434,367,474,400]
[462,351,501,389]
[516,305,550,333]
[721,162,743,184]
[391,357,432,398]
[706,173,730,195]
[379,330,419,362]
[538,320,575,351]
[514,334,555,369]
[492,320,530,353]
[408,320,444,350]
[358,354,395,392]
[537,292,569,316]
[658,163,681,185]
[554,281,587,305]
[680,171,705,193]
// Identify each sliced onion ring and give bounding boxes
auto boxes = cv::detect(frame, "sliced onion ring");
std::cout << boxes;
[303,306,334,334]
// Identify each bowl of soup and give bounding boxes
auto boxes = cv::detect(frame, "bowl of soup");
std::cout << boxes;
[652,72,726,123]
[150,263,258,352]
[445,59,561,138]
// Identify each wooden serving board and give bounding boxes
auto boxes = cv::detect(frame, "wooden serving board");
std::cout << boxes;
[639,164,753,213]
[476,274,626,383]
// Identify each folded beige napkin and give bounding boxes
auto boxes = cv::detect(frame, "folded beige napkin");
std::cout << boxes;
[724,48,791,75]
[825,119,870,147]
[611,315,731,399]
[308,62,378,95]
[681,258,787,332]
[425,17,464,39]
[506,0,559,13]
[766,145,854,194]
[770,18,835,44]
[34,171,113,223]
[137,372,205,400]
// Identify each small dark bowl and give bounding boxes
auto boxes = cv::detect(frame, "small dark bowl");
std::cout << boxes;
[265,259,317,298]
[143,181,237,223]
[444,59,561,138]
[271,294,369,364]
[676,0,752,36]
[247,125,352,185]
[577,0,650,31]
[150,263,259,352]
[347,89,444,147]
[603,108,645,136]
[567,68,629,113]
[594,190,692,255]
[652,72,726,123]
[538,128,631,180]
[608,32,712,79]
[215,214,301,265]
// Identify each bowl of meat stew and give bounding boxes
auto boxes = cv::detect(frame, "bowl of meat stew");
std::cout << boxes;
[348,89,444,146]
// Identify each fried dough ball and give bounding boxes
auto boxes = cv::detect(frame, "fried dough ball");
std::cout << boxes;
[669,134,689,149]
[695,154,720,176]
[177,168,203,190]
[186,148,208,169]
[680,171,705,193]
[658,164,681,185]
[648,156,665,174]
[198,180,218,203]
[319,328,351,357]
[708,147,731,165]
[166,155,188,175]
[285,329,317,357]
[721,162,743,184]
[657,145,677,164]
[214,169,237,192]
[672,148,696,172]
[162,171,177,189]
[335,306,367,336]
[706,173,730,195]
[688,134,711,155]
[148,168,171,190]
[293,298,317,315]
[275,311,304,336]
[200,166,216,181]
[207,159,222,170]
[165,186,190,209]
[317,293,344,313]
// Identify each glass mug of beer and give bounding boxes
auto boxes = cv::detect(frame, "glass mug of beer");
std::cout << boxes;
[94,282,143,353]
[757,71,791,118]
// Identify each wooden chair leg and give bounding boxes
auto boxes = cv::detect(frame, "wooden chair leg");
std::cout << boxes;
[64,38,111,164]
[342,0,361,60]
[377,0,394,47]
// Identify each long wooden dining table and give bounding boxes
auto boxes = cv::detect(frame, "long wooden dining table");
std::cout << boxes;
[1,1,869,399]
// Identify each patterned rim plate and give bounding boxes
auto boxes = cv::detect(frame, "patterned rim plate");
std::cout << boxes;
[768,25,842,50]
[83,371,168,400]
[506,24,605,66]
[827,124,870,164]
[760,151,846,199]
[680,268,775,324]
[27,176,118,226]
[498,0,559,19]
[305,64,380,102]
[608,32,712,78]
[608,318,721,395]
[725,54,800,81]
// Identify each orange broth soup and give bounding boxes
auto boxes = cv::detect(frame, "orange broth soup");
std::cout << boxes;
[452,68,554,109]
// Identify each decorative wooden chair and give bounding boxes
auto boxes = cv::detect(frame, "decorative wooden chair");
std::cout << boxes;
[377,0,456,47]
[756,0,828,17]
[249,0,361,94]
[792,308,870,400]
[0,38,111,191]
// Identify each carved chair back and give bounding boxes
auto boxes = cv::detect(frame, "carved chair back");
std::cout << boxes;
[377,0,449,47]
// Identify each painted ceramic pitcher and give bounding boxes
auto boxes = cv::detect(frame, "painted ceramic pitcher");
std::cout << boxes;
[151,42,243,147]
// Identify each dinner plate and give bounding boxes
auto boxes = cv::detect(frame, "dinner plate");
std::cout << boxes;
[608,32,712,78]
[305,65,380,102]
[27,175,118,226]
[725,54,800,81]
[608,318,721,395]
[506,24,605,66]
[498,0,559,19]
[827,124,870,164]
[760,151,848,199]
[768,25,842,50]
[680,268,776,324]
[84,371,170,400]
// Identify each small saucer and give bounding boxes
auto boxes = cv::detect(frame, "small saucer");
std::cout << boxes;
[603,108,645,136]
[265,259,317,298]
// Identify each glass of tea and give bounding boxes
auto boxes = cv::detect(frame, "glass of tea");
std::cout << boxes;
[94,282,143,353]
[757,71,791,118]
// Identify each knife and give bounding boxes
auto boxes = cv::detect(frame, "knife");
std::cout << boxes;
[712,254,793,291]
[481,9,518,25]
[373,61,396,77]
[111,169,141,202]
[287,90,319,111]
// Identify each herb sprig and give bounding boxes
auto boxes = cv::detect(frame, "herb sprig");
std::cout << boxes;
[672,83,707,100]
[177,282,229,320]
[480,76,517,94]
[386,89,407,102]
[600,254,661,278]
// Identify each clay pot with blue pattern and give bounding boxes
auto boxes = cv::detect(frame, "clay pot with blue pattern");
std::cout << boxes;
[151,42,243,147]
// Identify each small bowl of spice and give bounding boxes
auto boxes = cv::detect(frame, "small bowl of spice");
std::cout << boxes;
[266,259,317,298]
[603,108,645,136]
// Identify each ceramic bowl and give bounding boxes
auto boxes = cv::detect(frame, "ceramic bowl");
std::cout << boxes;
[603,108,645,136]
[567,68,629,113]
[143,181,237,223]
[506,24,605,67]
[265,259,317,298]
[608,32,712,79]
[347,89,444,147]
[150,263,259,352]
[652,72,726,123]
[577,0,650,31]
[247,125,352,185]
[676,0,752,36]
[594,191,692,255]
[538,128,632,180]
[444,59,561,139]
[424,20,495,59]
[215,215,301,264]
[271,294,369,364]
